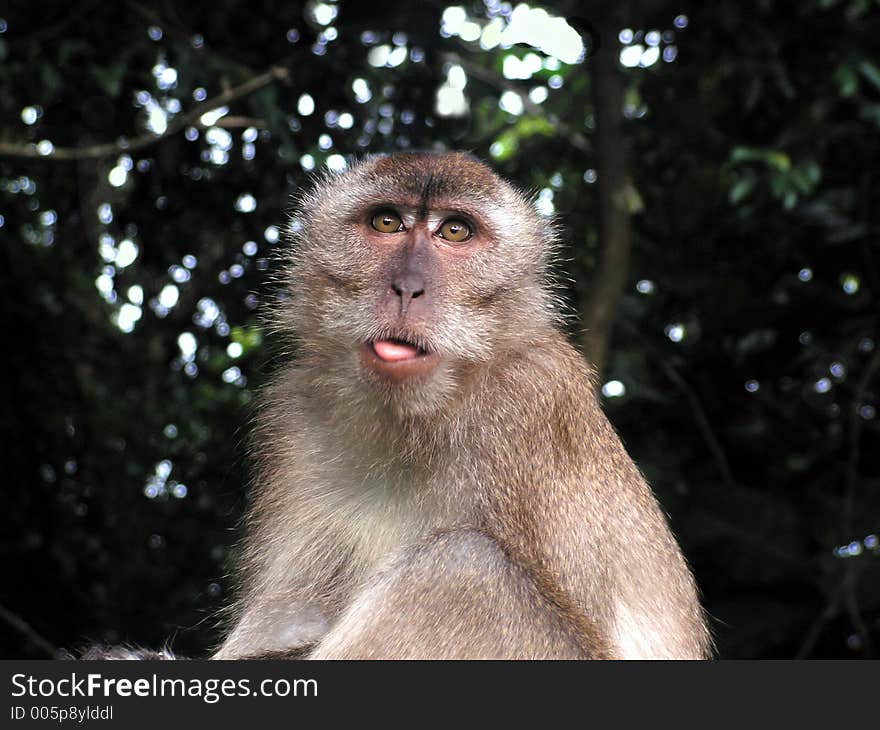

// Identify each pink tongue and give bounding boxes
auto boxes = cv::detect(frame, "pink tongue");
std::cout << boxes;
[373,339,421,362]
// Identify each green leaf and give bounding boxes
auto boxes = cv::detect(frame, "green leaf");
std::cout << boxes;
[490,129,518,160]
[730,146,790,171]
[40,64,64,96]
[770,172,787,197]
[834,64,858,97]
[766,152,791,171]
[729,175,756,205]
[860,103,880,126]
[621,180,644,214]
[91,64,126,98]
[858,60,880,93]
[730,146,763,163]
[229,326,263,352]
[489,117,554,161]
[514,116,554,137]
[790,168,811,194]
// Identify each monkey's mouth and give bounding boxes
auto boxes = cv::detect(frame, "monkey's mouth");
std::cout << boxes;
[372,339,428,362]
[359,339,440,380]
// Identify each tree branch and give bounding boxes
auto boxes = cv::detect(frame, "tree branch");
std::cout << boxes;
[0,66,289,161]
[844,344,880,536]
[795,580,843,659]
[6,0,99,49]
[0,602,58,658]
[619,319,735,487]
[795,348,880,658]
[840,348,880,657]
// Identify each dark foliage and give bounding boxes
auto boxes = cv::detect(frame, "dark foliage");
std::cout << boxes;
[0,0,877,659]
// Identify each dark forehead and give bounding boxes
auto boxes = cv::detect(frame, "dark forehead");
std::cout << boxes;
[356,152,501,200]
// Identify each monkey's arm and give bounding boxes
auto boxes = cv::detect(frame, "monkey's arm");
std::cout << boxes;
[213,598,329,659]
[307,527,605,660]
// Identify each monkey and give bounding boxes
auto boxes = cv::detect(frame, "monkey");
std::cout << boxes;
[82,151,710,660]
[205,151,711,660]
[79,646,178,660]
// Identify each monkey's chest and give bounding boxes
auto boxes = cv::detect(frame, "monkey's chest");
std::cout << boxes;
[302,470,477,607]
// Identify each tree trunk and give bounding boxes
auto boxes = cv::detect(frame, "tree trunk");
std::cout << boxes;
[580,3,634,376]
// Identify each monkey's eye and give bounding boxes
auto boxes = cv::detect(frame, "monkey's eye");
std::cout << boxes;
[438,219,472,243]
[370,211,404,233]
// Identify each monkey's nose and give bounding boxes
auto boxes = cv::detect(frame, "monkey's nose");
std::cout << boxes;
[391,274,425,301]
[390,273,425,316]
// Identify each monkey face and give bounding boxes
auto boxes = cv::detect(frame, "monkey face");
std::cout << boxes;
[285,152,556,415]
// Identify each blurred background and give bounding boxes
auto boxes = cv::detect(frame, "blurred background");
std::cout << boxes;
[1,0,878,660]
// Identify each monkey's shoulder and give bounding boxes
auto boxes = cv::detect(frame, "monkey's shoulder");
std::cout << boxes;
[489,333,606,432]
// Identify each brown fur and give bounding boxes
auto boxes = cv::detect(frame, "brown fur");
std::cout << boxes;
[213,152,711,660]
